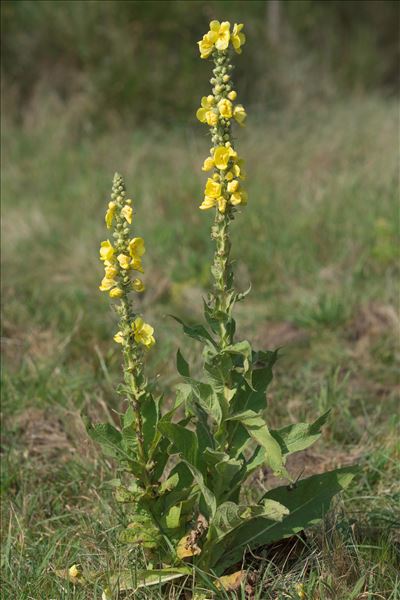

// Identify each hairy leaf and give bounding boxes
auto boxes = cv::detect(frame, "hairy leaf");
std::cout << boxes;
[213,466,358,574]
[272,410,331,455]
[176,348,190,377]
[228,410,286,477]
[158,422,199,468]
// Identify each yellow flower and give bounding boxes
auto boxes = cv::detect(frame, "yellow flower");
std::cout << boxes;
[109,287,123,299]
[121,204,133,224]
[100,240,114,262]
[202,156,214,171]
[205,111,218,126]
[227,90,237,101]
[231,23,246,53]
[105,265,118,279]
[117,253,131,270]
[130,257,144,273]
[132,317,155,348]
[132,278,145,292]
[213,146,230,170]
[217,196,227,213]
[218,98,233,119]
[205,178,221,198]
[230,191,245,206]
[113,331,124,344]
[99,276,116,291]
[196,96,213,122]
[199,196,216,210]
[105,201,116,228]
[198,32,215,59]
[129,237,145,258]
[68,565,80,579]
[210,20,231,51]
[225,171,234,181]
[233,104,247,125]
[227,179,239,193]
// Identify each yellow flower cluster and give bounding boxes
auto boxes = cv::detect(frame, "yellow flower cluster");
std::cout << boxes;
[99,236,145,298]
[198,20,245,58]
[99,173,155,350]
[114,317,155,349]
[196,21,247,214]
[196,95,246,127]
[199,144,247,212]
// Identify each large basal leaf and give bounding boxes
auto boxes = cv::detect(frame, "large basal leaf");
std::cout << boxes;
[213,466,358,574]
[200,498,289,569]
[228,410,287,477]
[271,410,331,455]
[109,567,191,592]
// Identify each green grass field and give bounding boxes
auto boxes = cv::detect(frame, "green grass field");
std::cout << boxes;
[1,95,399,598]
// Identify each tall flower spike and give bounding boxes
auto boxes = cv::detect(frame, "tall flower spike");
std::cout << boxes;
[99,172,155,350]
[196,21,247,349]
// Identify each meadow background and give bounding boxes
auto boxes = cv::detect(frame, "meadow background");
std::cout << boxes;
[1,1,399,598]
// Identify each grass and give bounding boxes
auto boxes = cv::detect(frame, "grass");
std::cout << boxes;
[1,93,399,598]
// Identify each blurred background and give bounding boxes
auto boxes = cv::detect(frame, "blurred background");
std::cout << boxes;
[1,1,399,597]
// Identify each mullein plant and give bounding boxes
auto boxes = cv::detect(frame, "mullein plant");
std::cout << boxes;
[72,21,357,596]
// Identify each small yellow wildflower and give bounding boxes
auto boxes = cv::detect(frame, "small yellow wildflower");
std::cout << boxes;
[129,237,145,258]
[68,565,80,579]
[132,317,155,349]
[210,20,231,51]
[227,179,240,193]
[99,276,116,292]
[105,265,118,279]
[217,196,227,213]
[105,201,116,228]
[213,146,230,170]
[218,98,233,119]
[113,331,124,344]
[233,104,247,125]
[121,204,133,224]
[225,171,234,181]
[99,240,115,262]
[230,191,246,206]
[198,32,215,59]
[205,178,221,198]
[132,278,145,292]
[130,257,144,273]
[205,111,218,126]
[109,287,123,299]
[199,196,216,210]
[202,156,214,171]
[231,23,246,53]
[227,90,237,101]
[196,96,214,123]
[117,253,131,270]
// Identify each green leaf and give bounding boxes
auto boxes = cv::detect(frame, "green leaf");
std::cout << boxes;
[158,422,199,468]
[182,460,216,519]
[251,350,278,393]
[84,418,122,459]
[171,315,217,348]
[109,567,190,591]
[159,473,180,494]
[165,503,182,530]
[176,349,190,377]
[213,466,358,574]
[228,410,286,477]
[271,410,331,455]
[141,394,159,451]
